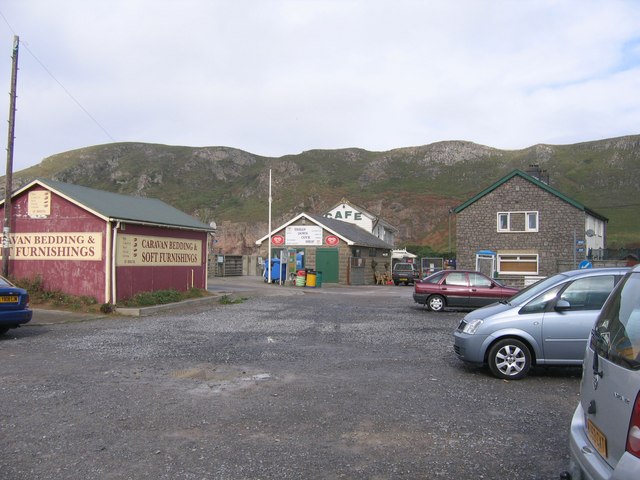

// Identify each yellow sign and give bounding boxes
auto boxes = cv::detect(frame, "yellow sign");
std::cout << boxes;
[28,191,51,218]
[0,232,103,260]
[117,234,202,266]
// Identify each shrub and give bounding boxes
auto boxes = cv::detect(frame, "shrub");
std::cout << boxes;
[12,275,99,312]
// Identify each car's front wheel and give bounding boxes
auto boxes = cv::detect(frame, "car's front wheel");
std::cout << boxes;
[427,295,445,312]
[487,338,531,380]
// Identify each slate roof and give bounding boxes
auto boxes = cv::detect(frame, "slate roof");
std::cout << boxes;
[453,169,608,221]
[307,214,393,249]
[8,178,214,231]
[255,212,393,249]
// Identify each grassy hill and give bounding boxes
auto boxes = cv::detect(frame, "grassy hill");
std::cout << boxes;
[3,136,639,252]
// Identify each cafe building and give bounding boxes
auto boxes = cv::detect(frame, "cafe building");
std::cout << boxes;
[255,212,393,285]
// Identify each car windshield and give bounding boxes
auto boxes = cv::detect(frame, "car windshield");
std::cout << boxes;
[0,276,14,287]
[505,273,569,306]
[592,272,640,370]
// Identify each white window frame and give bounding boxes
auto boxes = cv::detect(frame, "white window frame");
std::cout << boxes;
[497,253,539,275]
[496,211,539,233]
[497,213,509,232]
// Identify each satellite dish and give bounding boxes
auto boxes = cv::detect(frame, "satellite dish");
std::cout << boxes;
[585,229,595,237]
[209,221,217,230]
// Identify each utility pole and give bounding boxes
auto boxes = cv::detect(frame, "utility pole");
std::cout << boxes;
[3,35,19,278]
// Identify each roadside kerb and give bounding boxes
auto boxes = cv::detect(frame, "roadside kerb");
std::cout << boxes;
[115,294,223,317]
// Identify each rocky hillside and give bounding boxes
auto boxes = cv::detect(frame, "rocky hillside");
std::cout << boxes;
[3,136,640,254]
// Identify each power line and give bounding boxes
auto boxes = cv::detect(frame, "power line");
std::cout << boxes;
[0,10,116,143]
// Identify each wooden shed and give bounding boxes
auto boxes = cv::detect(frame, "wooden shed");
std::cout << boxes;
[0,179,214,304]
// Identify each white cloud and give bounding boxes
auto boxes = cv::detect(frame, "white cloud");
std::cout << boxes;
[0,0,639,170]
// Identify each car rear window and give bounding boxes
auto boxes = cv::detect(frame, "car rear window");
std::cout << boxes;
[592,273,640,370]
[424,271,445,284]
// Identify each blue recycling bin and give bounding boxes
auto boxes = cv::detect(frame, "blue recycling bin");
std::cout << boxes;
[264,258,286,282]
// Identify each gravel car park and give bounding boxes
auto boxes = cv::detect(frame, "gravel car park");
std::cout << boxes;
[1,280,581,479]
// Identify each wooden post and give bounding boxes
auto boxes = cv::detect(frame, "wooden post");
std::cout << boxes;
[3,35,19,278]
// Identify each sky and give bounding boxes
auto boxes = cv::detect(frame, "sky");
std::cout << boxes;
[0,0,640,171]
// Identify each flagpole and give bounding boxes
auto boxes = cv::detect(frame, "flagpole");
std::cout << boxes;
[267,168,272,284]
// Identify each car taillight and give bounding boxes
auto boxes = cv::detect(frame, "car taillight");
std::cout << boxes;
[627,392,640,458]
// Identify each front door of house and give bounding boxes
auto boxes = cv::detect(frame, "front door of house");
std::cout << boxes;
[316,248,339,283]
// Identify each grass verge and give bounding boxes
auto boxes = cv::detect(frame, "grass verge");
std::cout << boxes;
[12,275,211,313]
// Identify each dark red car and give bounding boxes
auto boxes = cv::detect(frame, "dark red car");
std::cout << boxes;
[413,270,519,312]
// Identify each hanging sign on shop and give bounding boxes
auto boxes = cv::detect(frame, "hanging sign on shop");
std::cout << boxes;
[28,191,51,218]
[285,226,323,246]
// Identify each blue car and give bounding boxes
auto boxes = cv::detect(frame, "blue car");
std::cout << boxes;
[0,276,32,336]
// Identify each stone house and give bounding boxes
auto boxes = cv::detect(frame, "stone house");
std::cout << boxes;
[453,169,607,283]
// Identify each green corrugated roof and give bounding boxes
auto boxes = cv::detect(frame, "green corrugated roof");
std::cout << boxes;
[29,178,213,231]
[452,169,608,221]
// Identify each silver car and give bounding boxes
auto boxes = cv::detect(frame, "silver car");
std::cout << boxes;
[565,265,640,480]
[453,267,629,380]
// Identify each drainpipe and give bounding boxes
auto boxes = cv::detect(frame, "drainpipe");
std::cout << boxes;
[105,222,112,303]
[111,221,120,305]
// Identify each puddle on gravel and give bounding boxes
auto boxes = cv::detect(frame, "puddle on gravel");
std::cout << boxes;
[169,364,272,396]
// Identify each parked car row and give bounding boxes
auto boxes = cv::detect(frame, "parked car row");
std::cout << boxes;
[412,266,640,479]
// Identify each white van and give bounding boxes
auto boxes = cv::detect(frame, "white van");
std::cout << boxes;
[564,264,640,479]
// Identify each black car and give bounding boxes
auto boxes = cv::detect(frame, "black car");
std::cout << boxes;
[392,263,419,285]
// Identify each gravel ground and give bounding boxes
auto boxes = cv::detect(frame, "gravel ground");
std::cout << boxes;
[0,284,581,479]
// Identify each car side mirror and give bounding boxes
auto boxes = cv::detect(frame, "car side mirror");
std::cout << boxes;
[489,282,496,289]
[555,299,571,311]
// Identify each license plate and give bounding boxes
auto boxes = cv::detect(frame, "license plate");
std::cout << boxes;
[399,277,407,281]
[0,296,18,303]
[587,419,608,458]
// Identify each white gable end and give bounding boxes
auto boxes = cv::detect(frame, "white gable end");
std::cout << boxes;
[324,203,373,232]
